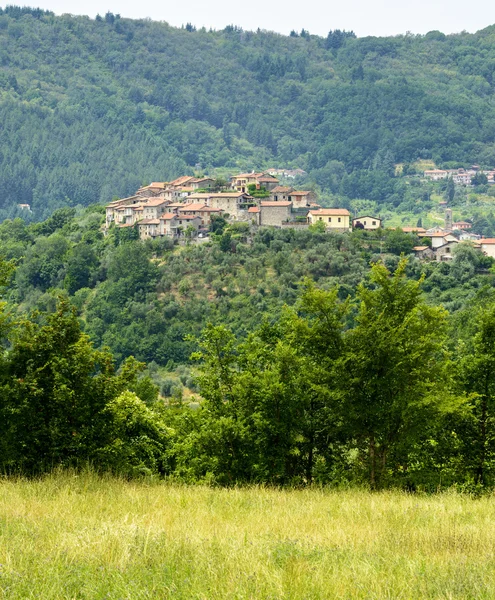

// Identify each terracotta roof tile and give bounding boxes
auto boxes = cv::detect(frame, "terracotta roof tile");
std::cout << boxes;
[309,208,350,216]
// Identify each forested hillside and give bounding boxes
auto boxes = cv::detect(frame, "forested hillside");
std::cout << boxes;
[1,7,495,217]
[2,207,495,486]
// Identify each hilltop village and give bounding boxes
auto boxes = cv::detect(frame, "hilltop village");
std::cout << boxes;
[105,172,358,237]
[105,170,495,262]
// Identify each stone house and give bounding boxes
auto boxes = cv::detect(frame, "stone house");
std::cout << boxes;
[138,219,161,239]
[208,193,258,219]
[247,206,261,225]
[259,201,292,227]
[136,182,169,197]
[434,240,459,261]
[289,191,316,207]
[168,176,196,189]
[189,177,215,190]
[413,246,435,260]
[270,186,294,201]
[178,203,224,226]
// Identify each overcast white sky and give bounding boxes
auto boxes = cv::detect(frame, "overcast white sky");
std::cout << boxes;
[21,0,495,37]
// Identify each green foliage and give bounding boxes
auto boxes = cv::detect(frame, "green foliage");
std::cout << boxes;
[97,391,168,476]
[0,14,494,216]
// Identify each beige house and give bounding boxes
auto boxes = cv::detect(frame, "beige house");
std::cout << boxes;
[105,196,141,227]
[308,208,351,231]
[479,238,495,258]
[114,203,145,226]
[424,170,448,180]
[230,173,279,193]
[452,221,472,231]
[352,216,382,230]
[141,198,170,220]
[402,227,426,234]
[420,233,458,249]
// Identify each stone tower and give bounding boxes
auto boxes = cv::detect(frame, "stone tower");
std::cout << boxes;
[445,208,453,231]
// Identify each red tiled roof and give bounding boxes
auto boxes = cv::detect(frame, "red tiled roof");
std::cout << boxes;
[309,208,350,216]
[179,203,207,211]
[402,227,426,233]
[480,238,495,244]
[144,198,169,206]
[257,176,279,182]
[160,213,177,221]
[187,193,213,199]
[248,207,261,213]
[169,176,195,186]
[353,215,382,221]
[210,192,252,198]
[231,172,264,179]
[261,201,292,207]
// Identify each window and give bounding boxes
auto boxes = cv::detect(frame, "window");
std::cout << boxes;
[328,217,331,222]
[338,217,341,223]
[446,247,450,253]
[372,221,376,225]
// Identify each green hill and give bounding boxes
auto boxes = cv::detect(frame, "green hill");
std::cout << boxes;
[1,7,495,217]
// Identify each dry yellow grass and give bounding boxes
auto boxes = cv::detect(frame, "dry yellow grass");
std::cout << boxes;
[0,472,494,598]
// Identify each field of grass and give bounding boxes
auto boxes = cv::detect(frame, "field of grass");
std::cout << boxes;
[1,472,494,598]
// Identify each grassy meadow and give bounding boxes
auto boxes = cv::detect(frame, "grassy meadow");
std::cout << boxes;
[0,473,494,598]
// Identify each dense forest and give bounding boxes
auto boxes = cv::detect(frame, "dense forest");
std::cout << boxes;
[1,7,495,217]
[4,7,495,489]
[0,207,495,488]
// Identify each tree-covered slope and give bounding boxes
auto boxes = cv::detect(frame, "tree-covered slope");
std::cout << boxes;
[1,7,495,216]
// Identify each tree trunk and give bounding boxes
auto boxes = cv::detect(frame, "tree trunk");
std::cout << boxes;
[369,436,376,489]
[477,377,489,485]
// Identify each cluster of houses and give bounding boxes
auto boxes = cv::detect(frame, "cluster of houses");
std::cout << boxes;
[104,171,495,263]
[105,172,360,239]
[405,209,495,261]
[423,166,495,185]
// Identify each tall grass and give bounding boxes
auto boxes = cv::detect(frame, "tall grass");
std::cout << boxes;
[0,471,494,598]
